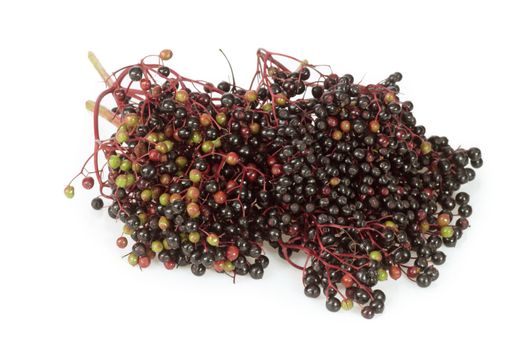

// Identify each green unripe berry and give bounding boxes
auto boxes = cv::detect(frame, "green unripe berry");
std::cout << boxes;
[128,253,139,266]
[124,113,139,128]
[223,260,235,272]
[141,189,152,202]
[201,141,214,153]
[421,141,433,155]
[188,231,201,243]
[155,142,168,154]
[440,225,454,238]
[116,129,128,144]
[126,174,135,187]
[189,169,202,183]
[164,140,174,152]
[191,131,203,144]
[377,268,388,281]
[151,240,163,253]
[175,90,189,103]
[120,159,132,172]
[115,175,128,188]
[341,299,354,311]
[176,156,188,169]
[385,220,398,229]
[159,193,170,206]
[206,234,219,247]
[146,133,159,143]
[216,112,227,126]
[369,250,382,262]
[108,155,121,169]
[262,103,272,112]
[64,185,75,199]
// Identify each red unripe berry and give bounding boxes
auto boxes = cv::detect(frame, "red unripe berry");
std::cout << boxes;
[437,213,451,227]
[241,127,250,139]
[407,266,419,278]
[226,180,237,192]
[327,116,338,127]
[138,256,151,268]
[271,164,282,176]
[116,236,128,249]
[378,135,389,148]
[149,149,161,162]
[266,156,277,166]
[226,246,240,261]
[246,168,258,182]
[213,260,225,272]
[369,120,380,133]
[225,152,239,166]
[82,177,95,190]
[342,273,354,288]
[288,224,300,236]
[164,260,176,270]
[140,79,151,91]
[389,265,402,280]
[214,191,227,204]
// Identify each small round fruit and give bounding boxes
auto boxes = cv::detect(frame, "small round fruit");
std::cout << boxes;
[361,306,375,319]
[225,152,239,166]
[341,299,354,311]
[206,233,219,247]
[186,202,200,218]
[128,253,139,266]
[326,297,341,312]
[91,198,103,210]
[82,177,94,189]
[108,155,121,169]
[440,226,454,238]
[421,141,433,155]
[64,185,75,199]
[138,256,151,268]
[151,240,163,253]
[249,264,264,279]
[226,246,240,261]
[189,169,202,183]
[369,250,382,262]
[188,231,201,243]
[159,49,173,60]
[116,237,128,249]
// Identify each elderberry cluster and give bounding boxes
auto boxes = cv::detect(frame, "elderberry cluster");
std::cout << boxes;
[67,49,482,319]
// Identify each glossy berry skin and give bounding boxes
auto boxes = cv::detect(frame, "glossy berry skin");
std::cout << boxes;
[82,177,95,189]
[128,66,143,81]
[416,274,431,288]
[138,256,151,268]
[326,297,341,312]
[249,264,264,279]
[116,237,128,249]
[361,306,375,319]
[91,198,103,210]
[226,246,240,261]
[304,284,321,298]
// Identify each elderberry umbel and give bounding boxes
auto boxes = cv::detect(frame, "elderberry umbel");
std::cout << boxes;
[66,49,482,319]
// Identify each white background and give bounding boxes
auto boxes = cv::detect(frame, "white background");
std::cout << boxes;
[1,1,524,349]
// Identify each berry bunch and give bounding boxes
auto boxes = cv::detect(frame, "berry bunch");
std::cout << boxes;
[66,49,482,318]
